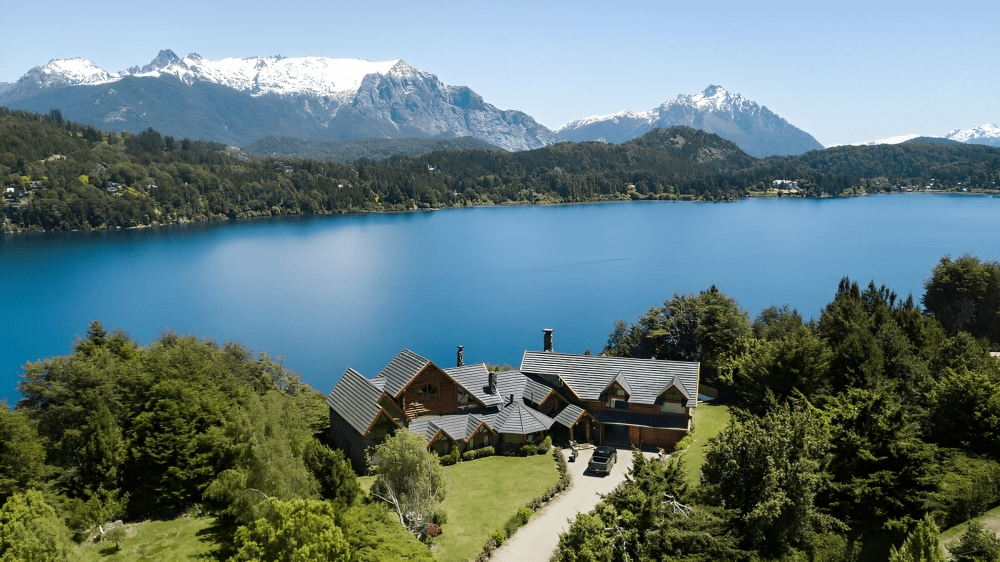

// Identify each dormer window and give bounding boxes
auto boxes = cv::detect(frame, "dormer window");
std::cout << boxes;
[419,384,437,398]
[607,386,628,409]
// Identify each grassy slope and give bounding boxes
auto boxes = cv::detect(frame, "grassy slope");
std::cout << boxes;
[940,504,1000,554]
[433,453,559,562]
[72,516,220,561]
[681,403,731,486]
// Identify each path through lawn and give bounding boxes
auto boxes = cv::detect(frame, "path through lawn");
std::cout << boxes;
[433,453,559,562]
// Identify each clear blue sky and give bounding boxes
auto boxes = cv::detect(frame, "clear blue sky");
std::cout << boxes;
[3,0,997,147]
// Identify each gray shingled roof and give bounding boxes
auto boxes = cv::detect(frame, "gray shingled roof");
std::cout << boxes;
[408,418,441,442]
[553,404,591,428]
[493,370,527,402]
[375,349,430,397]
[520,351,699,407]
[605,370,632,396]
[444,363,503,407]
[327,368,389,435]
[522,375,556,406]
[408,413,492,444]
[489,402,555,435]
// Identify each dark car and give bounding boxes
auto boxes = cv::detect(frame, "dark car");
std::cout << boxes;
[588,446,617,475]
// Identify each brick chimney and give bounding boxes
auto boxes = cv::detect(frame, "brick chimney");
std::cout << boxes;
[543,328,554,352]
[457,345,464,367]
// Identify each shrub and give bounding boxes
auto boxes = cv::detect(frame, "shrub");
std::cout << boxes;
[517,506,532,524]
[440,447,460,466]
[553,447,568,477]
[672,433,694,451]
[519,444,538,457]
[432,509,448,526]
[537,436,552,454]
[478,446,495,457]
[462,449,478,462]
[477,537,499,561]
[490,528,506,546]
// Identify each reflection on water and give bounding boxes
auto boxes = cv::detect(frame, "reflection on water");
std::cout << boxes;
[2,195,999,400]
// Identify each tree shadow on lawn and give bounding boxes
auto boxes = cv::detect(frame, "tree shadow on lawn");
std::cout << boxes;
[195,518,241,561]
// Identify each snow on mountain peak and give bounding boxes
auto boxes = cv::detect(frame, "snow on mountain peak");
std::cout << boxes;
[122,51,404,97]
[946,123,1000,143]
[36,58,117,86]
[26,51,405,98]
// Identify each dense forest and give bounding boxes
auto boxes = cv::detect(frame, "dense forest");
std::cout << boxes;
[1,324,435,561]
[559,255,1000,562]
[2,107,999,232]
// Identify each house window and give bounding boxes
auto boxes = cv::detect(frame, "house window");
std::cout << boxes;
[419,384,437,398]
[458,388,472,403]
[660,402,686,415]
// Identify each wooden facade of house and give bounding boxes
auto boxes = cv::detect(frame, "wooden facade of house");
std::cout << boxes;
[327,340,701,471]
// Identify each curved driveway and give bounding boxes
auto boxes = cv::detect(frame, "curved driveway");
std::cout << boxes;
[491,446,654,562]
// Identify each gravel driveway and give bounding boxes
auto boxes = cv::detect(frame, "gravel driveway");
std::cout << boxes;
[490,445,654,562]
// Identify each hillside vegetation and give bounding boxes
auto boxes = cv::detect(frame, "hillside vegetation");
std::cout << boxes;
[3,107,999,232]
[559,257,1000,561]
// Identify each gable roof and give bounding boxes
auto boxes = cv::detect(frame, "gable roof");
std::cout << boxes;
[520,351,699,406]
[408,413,495,445]
[375,349,431,397]
[553,403,593,428]
[327,368,395,435]
[522,374,557,406]
[444,363,503,407]
[602,370,632,397]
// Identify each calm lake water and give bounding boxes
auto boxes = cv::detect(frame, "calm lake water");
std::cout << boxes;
[2,194,999,401]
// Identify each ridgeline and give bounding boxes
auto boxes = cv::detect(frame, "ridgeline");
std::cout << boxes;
[2,107,999,232]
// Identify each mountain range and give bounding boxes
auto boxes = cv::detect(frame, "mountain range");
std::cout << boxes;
[1,50,997,156]
[556,85,824,158]
[851,123,1000,148]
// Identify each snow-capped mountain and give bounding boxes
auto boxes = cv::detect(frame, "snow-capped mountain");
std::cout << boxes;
[0,50,559,151]
[123,50,401,99]
[945,123,1000,147]
[846,124,1000,148]
[557,85,824,157]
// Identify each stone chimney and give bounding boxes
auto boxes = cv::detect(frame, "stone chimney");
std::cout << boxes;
[543,328,554,352]
[457,345,464,367]
[489,372,497,395]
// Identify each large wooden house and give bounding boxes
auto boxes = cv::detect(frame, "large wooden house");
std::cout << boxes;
[327,331,700,472]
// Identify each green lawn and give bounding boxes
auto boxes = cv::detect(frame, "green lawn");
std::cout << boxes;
[680,403,731,487]
[358,474,376,495]
[72,516,222,561]
[940,504,1000,553]
[433,453,559,562]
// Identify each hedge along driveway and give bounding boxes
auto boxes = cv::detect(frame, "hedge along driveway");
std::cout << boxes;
[433,453,559,562]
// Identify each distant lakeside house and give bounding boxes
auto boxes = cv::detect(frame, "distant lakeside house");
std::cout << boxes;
[327,329,700,473]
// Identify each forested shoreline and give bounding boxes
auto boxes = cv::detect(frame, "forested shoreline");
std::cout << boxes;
[3,107,999,233]
[4,256,1000,560]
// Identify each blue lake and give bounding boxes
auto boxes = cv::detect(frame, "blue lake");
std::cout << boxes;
[2,194,999,402]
